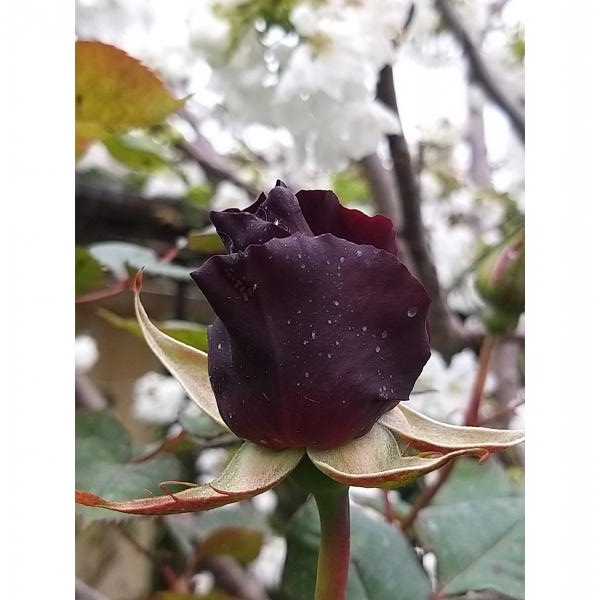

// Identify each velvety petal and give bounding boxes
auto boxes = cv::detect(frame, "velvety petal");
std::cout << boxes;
[75,442,301,516]
[296,189,398,255]
[134,271,229,430]
[210,210,290,253]
[256,184,313,236]
[308,423,487,488]
[379,404,525,453]
[191,233,430,449]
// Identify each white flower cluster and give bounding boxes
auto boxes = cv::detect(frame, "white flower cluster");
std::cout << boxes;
[411,349,496,424]
[190,0,413,170]
[132,371,188,424]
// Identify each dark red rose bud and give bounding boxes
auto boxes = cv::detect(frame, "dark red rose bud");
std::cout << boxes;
[191,184,431,450]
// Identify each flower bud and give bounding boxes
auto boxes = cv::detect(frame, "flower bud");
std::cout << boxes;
[475,228,525,321]
[191,183,431,450]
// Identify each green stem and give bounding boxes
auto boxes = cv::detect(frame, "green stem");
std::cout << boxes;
[313,486,350,600]
[291,459,351,600]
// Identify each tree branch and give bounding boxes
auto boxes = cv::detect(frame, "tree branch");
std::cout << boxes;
[176,112,260,198]
[199,556,271,600]
[376,65,481,359]
[358,154,403,229]
[436,0,525,141]
[75,178,210,244]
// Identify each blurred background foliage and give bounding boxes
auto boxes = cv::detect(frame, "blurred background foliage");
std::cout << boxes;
[75,1,524,599]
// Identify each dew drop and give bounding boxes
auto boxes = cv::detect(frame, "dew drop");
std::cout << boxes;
[300,263,306,269]
[381,330,388,339]
[287,319,291,325]
[375,346,381,353]
[327,319,332,324]
[326,260,331,265]
[361,325,368,332]
[339,257,345,263]
[356,250,363,257]
[333,300,340,306]
[297,253,302,259]
[217,343,222,350]
[407,306,417,317]
[335,340,340,346]
[327,353,332,359]
[311,331,316,339]
[303,340,309,345]
[304,371,310,378]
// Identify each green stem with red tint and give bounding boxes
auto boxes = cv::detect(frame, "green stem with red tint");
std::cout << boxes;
[291,458,351,600]
[313,484,350,600]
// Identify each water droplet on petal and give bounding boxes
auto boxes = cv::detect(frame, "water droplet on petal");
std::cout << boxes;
[375,346,381,353]
[407,306,417,317]
[333,300,340,306]
[304,371,310,378]
[217,343,222,350]
[381,330,388,339]
[327,353,332,359]
[361,325,368,332]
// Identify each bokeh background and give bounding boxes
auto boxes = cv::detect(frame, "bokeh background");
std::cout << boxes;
[75,1,525,599]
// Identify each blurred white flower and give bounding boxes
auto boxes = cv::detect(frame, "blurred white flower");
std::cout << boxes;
[422,551,438,587]
[192,571,215,595]
[211,181,251,211]
[75,335,99,374]
[132,372,187,424]
[142,171,187,198]
[510,392,525,430]
[195,448,229,484]
[248,535,286,590]
[252,490,278,515]
[411,349,496,424]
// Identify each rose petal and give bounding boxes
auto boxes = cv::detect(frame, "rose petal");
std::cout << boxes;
[308,423,486,488]
[257,184,313,235]
[191,233,430,449]
[379,404,525,452]
[296,189,398,255]
[211,211,290,252]
[134,271,229,430]
[76,442,300,515]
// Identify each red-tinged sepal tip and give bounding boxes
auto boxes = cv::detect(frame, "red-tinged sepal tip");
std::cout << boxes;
[134,268,145,292]
[478,450,491,464]
[76,489,105,507]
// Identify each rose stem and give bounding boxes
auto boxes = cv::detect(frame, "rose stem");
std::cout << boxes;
[313,485,351,600]
[464,335,496,426]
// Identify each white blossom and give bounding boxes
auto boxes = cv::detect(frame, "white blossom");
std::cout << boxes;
[248,535,287,590]
[411,349,496,424]
[195,448,229,484]
[192,571,215,595]
[132,371,187,424]
[75,334,99,374]
[252,490,278,515]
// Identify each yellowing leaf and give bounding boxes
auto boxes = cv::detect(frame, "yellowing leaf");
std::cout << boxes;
[75,40,184,140]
